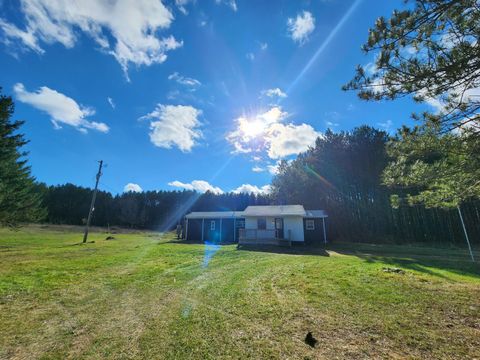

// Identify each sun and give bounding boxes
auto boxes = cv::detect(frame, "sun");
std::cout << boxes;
[239,117,267,139]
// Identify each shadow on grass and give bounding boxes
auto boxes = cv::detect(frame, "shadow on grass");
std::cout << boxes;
[237,244,330,256]
[329,243,480,279]
[161,239,330,256]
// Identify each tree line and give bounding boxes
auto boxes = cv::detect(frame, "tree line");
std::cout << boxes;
[271,126,480,245]
[35,183,271,231]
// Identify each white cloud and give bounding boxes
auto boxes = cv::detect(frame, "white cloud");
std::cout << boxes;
[261,88,287,99]
[227,106,320,159]
[107,97,115,109]
[252,166,264,172]
[267,163,280,175]
[326,121,339,127]
[14,83,109,133]
[175,0,194,15]
[377,119,393,132]
[124,183,142,193]
[260,42,268,50]
[227,106,289,153]
[266,123,321,159]
[232,184,271,195]
[140,104,202,152]
[287,11,315,44]
[246,52,255,61]
[215,0,237,12]
[0,0,182,79]
[168,180,223,194]
[168,72,201,88]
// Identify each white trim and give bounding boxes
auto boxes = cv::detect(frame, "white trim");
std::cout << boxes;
[257,217,267,230]
[306,219,315,230]
[322,217,327,244]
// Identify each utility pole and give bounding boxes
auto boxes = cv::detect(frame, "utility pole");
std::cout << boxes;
[83,160,103,243]
[457,205,475,262]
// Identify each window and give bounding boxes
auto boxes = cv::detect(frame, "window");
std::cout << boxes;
[236,219,245,228]
[210,220,216,230]
[306,219,315,230]
[257,218,266,230]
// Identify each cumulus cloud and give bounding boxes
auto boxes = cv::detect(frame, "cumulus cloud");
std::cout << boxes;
[252,166,264,172]
[227,106,320,159]
[261,88,287,99]
[267,163,280,175]
[168,72,201,88]
[266,123,320,159]
[124,183,142,193]
[232,184,271,195]
[0,0,182,79]
[14,83,109,133]
[287,11,315,44]
[227,106,288,153]
[168,180,223,194]
[140,104,203,152]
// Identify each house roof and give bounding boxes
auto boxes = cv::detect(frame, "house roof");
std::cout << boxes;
[305,210,328,218]
[185,211,243,219]
[243,205,306,217]
[185,205,327,219]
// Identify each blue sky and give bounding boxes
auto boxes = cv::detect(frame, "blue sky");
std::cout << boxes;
[0,0,428,195]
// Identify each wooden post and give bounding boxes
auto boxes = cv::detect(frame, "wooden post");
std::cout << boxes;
[233,217,236,243]
[220,218,223,243]
[322,217,327,245]
[457,206,475,262]
[185,217,188,240]
[201,218,205,243]
[83,160,103,243]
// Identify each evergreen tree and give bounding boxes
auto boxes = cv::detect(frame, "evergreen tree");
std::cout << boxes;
[384,125,480,208]
[0,89,44,227]
[344,0,480,135]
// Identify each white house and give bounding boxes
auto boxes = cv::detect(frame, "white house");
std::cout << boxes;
[184,205,327,246]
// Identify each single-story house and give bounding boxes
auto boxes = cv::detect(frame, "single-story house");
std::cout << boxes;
[184,205,327,246]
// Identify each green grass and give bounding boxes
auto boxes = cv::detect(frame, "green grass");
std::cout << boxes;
[1,225,479,359]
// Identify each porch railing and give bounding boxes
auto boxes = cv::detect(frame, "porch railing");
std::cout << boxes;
[238,229,291,246]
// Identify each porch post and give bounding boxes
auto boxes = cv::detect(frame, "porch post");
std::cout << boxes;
[201,218,205,243]
[322,217,327,245]
[220,218,223,243]
[233,217,236,243]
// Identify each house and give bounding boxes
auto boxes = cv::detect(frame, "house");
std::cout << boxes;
[184,205,327,246]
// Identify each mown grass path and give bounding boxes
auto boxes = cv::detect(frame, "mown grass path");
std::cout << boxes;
[1,226,479,359]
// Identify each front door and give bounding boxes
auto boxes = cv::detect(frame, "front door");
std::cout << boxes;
[275,218,284,239]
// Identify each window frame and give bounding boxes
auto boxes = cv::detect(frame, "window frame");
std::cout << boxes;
[305,219,315,231]
[257,217,267,230]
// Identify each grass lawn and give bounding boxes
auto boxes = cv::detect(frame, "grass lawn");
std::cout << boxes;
[1,226,479,359]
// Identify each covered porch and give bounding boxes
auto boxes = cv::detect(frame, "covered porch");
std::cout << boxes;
[238,228,292,246]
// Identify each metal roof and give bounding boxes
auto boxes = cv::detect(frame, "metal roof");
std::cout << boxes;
[305,210,328,218]
[185,205,327,219]
[243,205,306,217]
[185,211,244,219]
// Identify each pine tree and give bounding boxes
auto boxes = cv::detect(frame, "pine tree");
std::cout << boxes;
[0,89,45,227]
